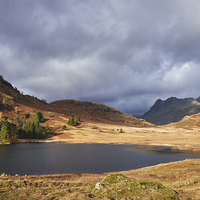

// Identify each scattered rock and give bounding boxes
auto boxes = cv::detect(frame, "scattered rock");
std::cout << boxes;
[88,193,95,198]
[0,173,6,177]
[182,116,190,124]
[47,112,56,117]
[95,182,104,190]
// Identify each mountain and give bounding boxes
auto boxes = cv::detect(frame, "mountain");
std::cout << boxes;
[142,97,200,125]
[0,76,153,128]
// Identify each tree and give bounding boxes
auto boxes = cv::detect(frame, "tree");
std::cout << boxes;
[42,132,46,139]
[0,120,9,128]
[34,112,45,123]
[71,117,75,125]
[34,121,43,139]
[18,117,23,127]
[68,116,79,126]
[0,126,9,141]
[26,121,34,139]
[76,115,81,123]
[68,118,71,125]
[45,124,50,131]
[17,127,26,138]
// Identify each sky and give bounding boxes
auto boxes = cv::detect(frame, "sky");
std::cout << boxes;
[1,0,200,115]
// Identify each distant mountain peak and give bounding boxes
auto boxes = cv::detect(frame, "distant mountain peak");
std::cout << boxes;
[142,96,200,125]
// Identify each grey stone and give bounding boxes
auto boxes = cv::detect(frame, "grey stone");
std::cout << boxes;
[95,182,104,190]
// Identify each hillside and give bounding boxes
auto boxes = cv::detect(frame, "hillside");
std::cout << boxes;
[0,76,153,131]
[142,97,200,125]
[166,112,200,129]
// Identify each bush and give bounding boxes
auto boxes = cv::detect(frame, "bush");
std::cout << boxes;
[45,124,50,131]
[25,113,30,119]
[120,128,123,133]
[62,125,67,130]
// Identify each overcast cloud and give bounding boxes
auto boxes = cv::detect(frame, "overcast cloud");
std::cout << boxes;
[1,0,200,115]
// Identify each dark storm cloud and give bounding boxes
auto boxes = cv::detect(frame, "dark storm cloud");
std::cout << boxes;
[1,0,200,114]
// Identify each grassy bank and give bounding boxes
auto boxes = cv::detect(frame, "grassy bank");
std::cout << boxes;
[1,159,200,199]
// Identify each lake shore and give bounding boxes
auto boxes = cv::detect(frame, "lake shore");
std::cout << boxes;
[1,158,200,199]
[15,122,200,152]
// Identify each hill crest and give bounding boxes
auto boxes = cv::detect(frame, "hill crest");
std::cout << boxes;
[0,76,154,127]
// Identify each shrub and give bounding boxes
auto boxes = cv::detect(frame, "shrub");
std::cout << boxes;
[45,124,50,131]
[25,113,30,119]
[62,125,66,130]
[120,128,123,133]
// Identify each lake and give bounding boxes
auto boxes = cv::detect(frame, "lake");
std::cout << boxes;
[0,143,200,176]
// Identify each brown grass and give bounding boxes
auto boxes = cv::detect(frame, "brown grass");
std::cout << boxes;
[1,159,200,199]
[43,122,200,151]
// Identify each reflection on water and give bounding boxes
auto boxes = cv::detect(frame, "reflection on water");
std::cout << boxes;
[127,146,187,155]
[0,143,200,176]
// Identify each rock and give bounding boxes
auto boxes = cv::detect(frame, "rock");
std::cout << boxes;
[0,173,5,177]
[154,184,161,190]
[95,182,104,190]
[88,194,95,198]
[47,112,56,117]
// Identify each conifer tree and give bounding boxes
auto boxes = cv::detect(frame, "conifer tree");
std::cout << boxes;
[0,126,9,141]
[26,121,34,138]
[46,124,50,131]
[34,112,45,123]
[71,117,75,125]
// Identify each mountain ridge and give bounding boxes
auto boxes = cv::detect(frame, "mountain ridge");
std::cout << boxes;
[142,96,200,125]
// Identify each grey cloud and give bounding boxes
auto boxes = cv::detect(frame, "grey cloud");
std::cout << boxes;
[1,0,200,114]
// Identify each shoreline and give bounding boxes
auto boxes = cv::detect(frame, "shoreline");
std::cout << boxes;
[12,138,200,152]
[2,122,200,152]
[1,158,200,199]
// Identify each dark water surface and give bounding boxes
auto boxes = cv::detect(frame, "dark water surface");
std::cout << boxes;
[0,143,200,176]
